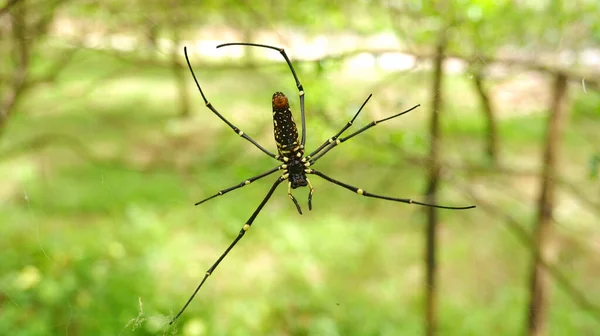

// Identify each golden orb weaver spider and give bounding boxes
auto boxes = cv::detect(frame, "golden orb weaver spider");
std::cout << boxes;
[170,43,475,324]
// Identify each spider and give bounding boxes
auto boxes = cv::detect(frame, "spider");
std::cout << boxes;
[170,43,475,324]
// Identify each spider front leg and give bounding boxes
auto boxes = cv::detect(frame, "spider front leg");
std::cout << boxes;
[217,43,307,146]
[306,94,373,160]
[308,104,421,165]
[184,47,280,161]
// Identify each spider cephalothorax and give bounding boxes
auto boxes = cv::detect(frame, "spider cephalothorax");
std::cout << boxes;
[170,43,476,324]
[284,157,308,188]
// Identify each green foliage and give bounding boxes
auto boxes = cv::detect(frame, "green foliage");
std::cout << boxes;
[573,90,600,119]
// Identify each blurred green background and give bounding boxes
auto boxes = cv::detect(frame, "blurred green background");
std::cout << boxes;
[1,0,599,335]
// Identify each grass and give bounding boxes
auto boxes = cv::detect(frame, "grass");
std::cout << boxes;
[1,47,599,335]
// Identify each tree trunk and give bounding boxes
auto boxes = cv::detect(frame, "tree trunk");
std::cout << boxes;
[1,0,69,137]
[471,65,499,165]
[169,3,190,118]
[424,34,446,336]
[527,73,568,336]
[0,0,28,136]
[171,44,191,118]
[242,26,255,67]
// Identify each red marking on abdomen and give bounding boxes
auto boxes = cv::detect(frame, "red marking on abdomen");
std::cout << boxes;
[272,92,289,110]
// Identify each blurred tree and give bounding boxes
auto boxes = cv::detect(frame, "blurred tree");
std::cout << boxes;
[0,1,27,134]
[469,63,498,164]
[387,2,460,335]
[456,1,515,166]
[424,28,448,336]
[528,73,569,336]
[166,0,191,118]
[0,0,74,137]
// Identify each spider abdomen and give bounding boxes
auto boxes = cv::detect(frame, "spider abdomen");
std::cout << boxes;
[272,92,302,158]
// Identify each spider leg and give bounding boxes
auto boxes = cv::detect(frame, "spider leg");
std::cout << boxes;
[184,47,280,161]
[217,43,307,147]
[307,177,315,210]
[195,165,284,206]
[307,169,475,210]
[170,176,285,325]
[305,94,373,160]
[308,104,421,165]
[287,182,303,215]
